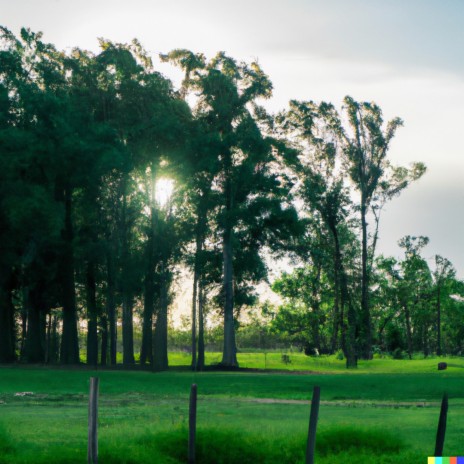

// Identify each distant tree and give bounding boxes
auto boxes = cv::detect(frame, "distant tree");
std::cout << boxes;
[433,255,455,356]
[398,236,433,356]
[277,100,359,367]
[309,97,426,359]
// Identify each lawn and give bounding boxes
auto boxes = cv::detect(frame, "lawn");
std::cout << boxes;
[1,355,463,463]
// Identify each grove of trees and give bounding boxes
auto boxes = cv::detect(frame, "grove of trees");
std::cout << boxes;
[1,27,462,369]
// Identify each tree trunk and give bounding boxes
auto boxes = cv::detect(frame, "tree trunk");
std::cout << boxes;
[330,263,340,354]
[140,273,154,365]
[47,314,59,364]
[120,175,135,366]
[331,225,357,368]
[59,185,80,364]
[193,199,208,370]
[153,269,169,371]
[221,160,238,368]
[310,261,322,353]
[106,247,117,365]
[23,283,47,363]
[0,269,16,363]
[191,265,198,371]
[197,275,206,370]
[100,314,108,365]
[141,167,157,365]
[19,300,27,360]
[436,285,442,356]
[86,261,99,366]
[191,220,205,370]
[360,200,372,359]
[404,302,413,360]
[122,294,135,365]
[140,230,154,365]
[327,215,340,355]
[221,222,238,367]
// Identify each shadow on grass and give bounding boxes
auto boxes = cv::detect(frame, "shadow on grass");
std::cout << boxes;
[99,426,407,464]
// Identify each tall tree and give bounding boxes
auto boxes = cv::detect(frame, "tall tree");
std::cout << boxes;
[277,100,359,367]
[166,51,287,368]
[309,97,426,359]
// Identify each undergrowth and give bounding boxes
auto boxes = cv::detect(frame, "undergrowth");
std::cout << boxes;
[98,426,410,464]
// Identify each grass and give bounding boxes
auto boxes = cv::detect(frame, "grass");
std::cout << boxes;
[169,351,464,373]
[1,355,464,462]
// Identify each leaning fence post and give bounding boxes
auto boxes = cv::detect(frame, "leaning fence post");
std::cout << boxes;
[306,386,320,464]
[188,383,198,464]
[88,377,99,464]
[434,392,448,456]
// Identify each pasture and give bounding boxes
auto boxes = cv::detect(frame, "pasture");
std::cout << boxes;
[1,355,463,463]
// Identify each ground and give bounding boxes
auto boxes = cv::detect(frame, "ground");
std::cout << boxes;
[0,354,463,463]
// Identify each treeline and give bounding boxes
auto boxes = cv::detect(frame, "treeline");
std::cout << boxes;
[270,236,464,358]
[0,27,461,369]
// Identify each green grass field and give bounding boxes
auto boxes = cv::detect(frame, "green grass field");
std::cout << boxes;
[1,354,463,463]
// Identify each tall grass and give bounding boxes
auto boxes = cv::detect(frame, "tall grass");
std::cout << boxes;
[97,426,410,464]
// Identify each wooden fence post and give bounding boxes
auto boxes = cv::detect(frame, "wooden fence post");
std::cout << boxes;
[188,383,198,464]
[306,386,321,464]
[88,377,99,464]
[434,392,448,456]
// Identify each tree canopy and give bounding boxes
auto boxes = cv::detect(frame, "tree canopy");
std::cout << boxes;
[1,27,460,369]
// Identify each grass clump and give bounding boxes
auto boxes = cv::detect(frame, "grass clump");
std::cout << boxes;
[0,425,15,464]
[97,426,405,464]
[317,427,404,456]
[152,427,304,464]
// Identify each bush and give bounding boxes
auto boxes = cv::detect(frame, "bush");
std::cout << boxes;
[392,348,405,360]
[335,349,345,360]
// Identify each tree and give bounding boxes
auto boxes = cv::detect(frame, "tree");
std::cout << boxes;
[277,100,359,367]
[398,235,433,356]
[315,97,425,359]
[165,50,299,368]
[433,255,455,356]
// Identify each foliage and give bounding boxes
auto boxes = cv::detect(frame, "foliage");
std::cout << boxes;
[0,26,461,371]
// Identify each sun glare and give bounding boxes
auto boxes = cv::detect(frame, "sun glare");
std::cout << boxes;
[155,178,175,208]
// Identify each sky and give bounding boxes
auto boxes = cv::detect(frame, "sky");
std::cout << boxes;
[2,0,463,276]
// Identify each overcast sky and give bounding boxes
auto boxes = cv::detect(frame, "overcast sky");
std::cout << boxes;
[2,0,464,276]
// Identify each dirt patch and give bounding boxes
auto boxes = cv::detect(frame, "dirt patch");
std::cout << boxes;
[240,397,441,408]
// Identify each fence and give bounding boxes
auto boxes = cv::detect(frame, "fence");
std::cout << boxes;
[85,376,449,464]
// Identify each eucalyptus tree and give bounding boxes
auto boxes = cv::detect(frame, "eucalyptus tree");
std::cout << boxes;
[0,27,84,363]
[149,48,212,369]
[177,135,220,370]
[277,100,359,367]
[340,97,427,358]
[95,40,190,366]
[164,50,299,367]
[292,97,425,359]
[60,45,131,366]
[0,26,28,362]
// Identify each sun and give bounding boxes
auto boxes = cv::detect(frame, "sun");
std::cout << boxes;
[155,178,175,208]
